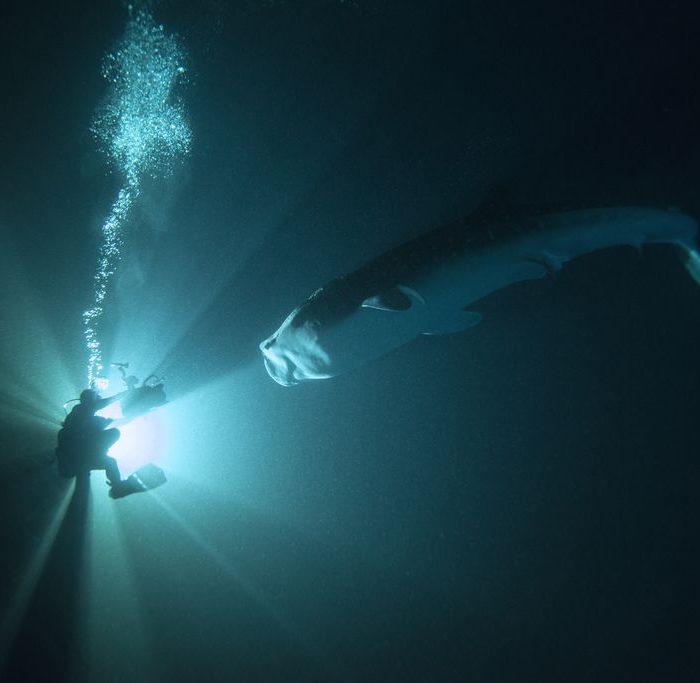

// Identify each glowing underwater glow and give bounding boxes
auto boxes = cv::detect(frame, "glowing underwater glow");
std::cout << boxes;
[110,413,166,476]
[84,6,191,386]
[97,392,167,476]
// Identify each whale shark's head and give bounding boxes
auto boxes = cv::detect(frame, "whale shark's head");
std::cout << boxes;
[259,283,431,386]
[259,311,331,386]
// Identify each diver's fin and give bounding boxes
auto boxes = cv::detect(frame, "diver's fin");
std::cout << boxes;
[131,463,167,490]
[109,464,167,499]
[362,285,425,311]
[420,310,482,336]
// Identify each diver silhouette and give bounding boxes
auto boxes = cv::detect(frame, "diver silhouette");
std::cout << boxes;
[55,388,129,495]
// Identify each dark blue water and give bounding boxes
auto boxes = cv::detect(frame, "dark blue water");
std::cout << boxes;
[1,2,699,681]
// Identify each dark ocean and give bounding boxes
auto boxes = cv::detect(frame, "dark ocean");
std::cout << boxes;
[1,1,699,681]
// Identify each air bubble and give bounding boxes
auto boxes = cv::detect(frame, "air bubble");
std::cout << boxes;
[84,8,191,386]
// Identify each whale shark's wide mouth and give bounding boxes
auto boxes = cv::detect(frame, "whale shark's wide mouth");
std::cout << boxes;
[260,345,300,386]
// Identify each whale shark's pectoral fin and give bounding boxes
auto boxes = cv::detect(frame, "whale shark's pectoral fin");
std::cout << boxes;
[681,246,700,286]
[362,285,425,311]
[420,310,482,336]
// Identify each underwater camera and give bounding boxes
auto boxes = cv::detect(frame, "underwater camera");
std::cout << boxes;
[120,374,167,420]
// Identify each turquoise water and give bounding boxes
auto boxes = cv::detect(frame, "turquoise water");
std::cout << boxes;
[1,2,699,681]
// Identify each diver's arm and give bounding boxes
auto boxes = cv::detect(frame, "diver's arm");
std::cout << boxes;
[95,390,129,411]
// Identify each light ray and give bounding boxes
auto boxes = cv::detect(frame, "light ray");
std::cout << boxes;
[146,487,330,673]
[84,483,154,681]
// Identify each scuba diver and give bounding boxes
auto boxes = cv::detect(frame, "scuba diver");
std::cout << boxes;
[111,362,167,419]
[55,388,130,496]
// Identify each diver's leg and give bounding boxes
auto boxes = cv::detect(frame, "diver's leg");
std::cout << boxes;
[104,455,123,486]
[96,429,123,487]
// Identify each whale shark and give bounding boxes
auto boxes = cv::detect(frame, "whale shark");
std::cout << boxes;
[260,206,700,386]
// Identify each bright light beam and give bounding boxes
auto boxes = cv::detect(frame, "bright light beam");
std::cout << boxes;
[97,394,168,477]
[84,481,154,682]
[147,489,330,673]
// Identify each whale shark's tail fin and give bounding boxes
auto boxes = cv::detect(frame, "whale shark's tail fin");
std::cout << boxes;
[680,244,700,287]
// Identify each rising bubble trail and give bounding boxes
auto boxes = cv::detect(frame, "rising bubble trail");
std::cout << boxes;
[84,6,191,387]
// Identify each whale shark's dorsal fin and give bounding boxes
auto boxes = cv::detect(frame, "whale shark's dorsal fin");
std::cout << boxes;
[361,285,425,311]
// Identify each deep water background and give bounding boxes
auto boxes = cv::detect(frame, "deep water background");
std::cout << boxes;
[1,1,699,681]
